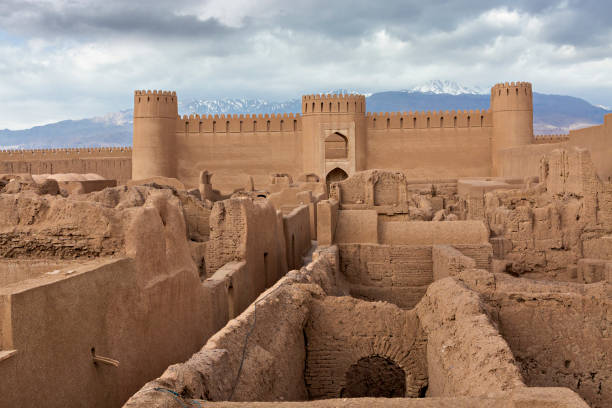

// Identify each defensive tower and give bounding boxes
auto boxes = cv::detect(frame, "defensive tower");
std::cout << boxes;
[300,93,367,185]
[133,90,178,180]
[490,82,533,175]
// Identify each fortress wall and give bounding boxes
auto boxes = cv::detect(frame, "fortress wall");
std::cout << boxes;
[498,142,565,178]
[175,114,303,191]
[567,113,612,180]
[364,111,493,178]
[499,114,612,180]
[0,148,132,184]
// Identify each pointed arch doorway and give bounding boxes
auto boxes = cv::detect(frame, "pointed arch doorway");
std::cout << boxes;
[326,167,348,190]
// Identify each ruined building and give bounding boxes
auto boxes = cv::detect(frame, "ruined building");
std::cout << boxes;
[0,81,611,408]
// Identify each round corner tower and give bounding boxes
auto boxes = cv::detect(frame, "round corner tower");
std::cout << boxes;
[133,90,178,180]
[300,93,367,184]
[490,81,533,176]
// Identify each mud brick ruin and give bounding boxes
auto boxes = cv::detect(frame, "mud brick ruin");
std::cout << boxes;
[0,82,611,408]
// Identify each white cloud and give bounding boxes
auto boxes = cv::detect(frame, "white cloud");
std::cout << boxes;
[0,0,612,129]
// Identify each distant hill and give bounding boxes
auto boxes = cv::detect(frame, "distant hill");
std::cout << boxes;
[1,82,609,149]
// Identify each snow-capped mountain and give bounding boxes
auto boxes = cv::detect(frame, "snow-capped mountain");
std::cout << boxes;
[406,80,485,95]
[179,98,301,116]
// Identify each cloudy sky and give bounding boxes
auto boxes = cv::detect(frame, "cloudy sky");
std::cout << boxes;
[1,0,611,129]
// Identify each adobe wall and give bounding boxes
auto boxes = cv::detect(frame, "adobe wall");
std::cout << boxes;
[205,196,287,292]
[0,189,216,408]
[337,242,491,309]
[497,142,564,179]
[153,390,589,408]
[379,220,489,245]
[498,113,612,181]
[316,199,339,246]
[0,184,298,407]
[566,113,612,181]
[365,110,493,178]
[283,205,312,270]
[415,277,526,397]
[479,148,612,279]
[338,244,432,308]
[0,148,132,184]
[466,273,612,408]
[305,296,428,399]
[432,245,477,281]
[124,253,340,406]
[124,245,591,407]
[174,114,303,191]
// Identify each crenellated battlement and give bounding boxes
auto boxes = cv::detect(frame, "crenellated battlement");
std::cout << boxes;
[134,89,178,118]
[134,90,176,97]
[533,134,570,144]
[491,81,532,90]
[365,109,492,129]
[0,146,132,160]
[177,112,303,133]
[301,93,366,114]
[491,81,533,111]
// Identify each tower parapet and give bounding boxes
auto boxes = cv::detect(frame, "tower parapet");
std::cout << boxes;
[302,94,366,114]
[133,90,178,180]
[490,82,534,175]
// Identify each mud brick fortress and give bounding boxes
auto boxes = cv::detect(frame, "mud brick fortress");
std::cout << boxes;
[1,81,612,408]
[130,81,612,191]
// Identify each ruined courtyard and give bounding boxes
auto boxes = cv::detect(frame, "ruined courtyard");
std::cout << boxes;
[0,83,611,408]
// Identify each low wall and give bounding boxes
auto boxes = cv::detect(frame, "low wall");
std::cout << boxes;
[488,276,612,408]
[191,388,588,407]
[0,258,213,408]
[1,154,132,184]
[379,221,489,246]
[125,273,322,405]
[0,187,293,408]
[432,245,476,281]
[334,210,378,244]
[316,199,339,246]
[338,244,433,308]
[415,278,525,397]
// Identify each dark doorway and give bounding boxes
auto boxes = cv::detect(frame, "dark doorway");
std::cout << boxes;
[341,355,406,398]
[326,168,348,189]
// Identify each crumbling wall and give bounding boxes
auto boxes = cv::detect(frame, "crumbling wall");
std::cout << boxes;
[338,244,433,308]
[483,274,612,408]
[0,148,132,185]
[480,148,612,279]
[0,189,217,408]
[304,297,428,399]
[331,170,459,220]
[125,275,327,405]
[415,278,526,397]
[432,245,476,281]
[205,196,285,290]
[283,205,312,270]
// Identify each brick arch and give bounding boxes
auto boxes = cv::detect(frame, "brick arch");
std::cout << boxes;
[325,132,348,160]
[325,167,348,186]
[304,299,428,399]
